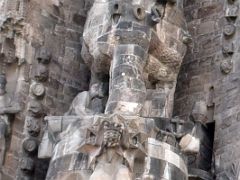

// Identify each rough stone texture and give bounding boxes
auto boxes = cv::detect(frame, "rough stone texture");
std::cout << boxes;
[39,1,189,180]
[0,0,239,179]
[0,0,89,179]
[174,0,240,179]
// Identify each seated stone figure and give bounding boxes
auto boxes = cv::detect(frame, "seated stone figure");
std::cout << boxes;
[64,83,108,116]
[38,83,108,159]
[41,0,188,179]
[0,74,21,175]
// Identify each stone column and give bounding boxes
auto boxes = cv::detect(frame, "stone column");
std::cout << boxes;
[105,44,148,115]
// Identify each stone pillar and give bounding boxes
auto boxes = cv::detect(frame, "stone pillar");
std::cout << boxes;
[105,44,147,115]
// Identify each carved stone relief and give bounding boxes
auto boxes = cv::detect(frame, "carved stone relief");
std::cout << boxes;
[18,46,51,178]
[30,82,45,98]
[38,0,192,180]
[220,59,233,74]
[223,24,236,36]
[22,138,38,154]
[0,74,21,177]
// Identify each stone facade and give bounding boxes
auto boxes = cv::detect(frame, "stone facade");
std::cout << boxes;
[174,0,240,179]
[0,0,89,179]
[0,0,239,179]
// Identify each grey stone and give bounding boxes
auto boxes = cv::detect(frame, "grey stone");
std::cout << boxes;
[22,138,38,154]
[0,74,21,171]
[30,82,45,97]
[2,0,240,179]
[20,157,34,173]
[223,24,236,36]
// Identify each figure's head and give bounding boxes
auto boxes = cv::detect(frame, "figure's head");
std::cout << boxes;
[191,101,208,123]
[90,82,109,99]
[0,74,7,95]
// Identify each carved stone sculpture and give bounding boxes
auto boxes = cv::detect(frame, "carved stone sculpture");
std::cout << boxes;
[22,138,38,154]
[79,114,150,180]
[1,0,239,179]
[82,0,186,118]
[191,101,208,124]
[30,82,45,98]
[19,157,34,173]
[0,74,21,175]
[39,1,188,179]
[64,83,108,116]
[34,64,49,82]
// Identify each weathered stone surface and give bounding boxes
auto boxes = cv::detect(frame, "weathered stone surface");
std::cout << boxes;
[19,157,34,173]
[223,24,236,36]
[1,0,240,179]
[22,138,38,154]
[30,82,45,97]
[37,1,189,180]
[174,0,240,179]
[0,74,21,178]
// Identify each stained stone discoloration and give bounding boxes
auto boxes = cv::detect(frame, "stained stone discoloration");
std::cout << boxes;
[0,0,239,179]
[174,0,240,179]
[82,0,186,117]
[0,74,21,178]
[41,0,188,180]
